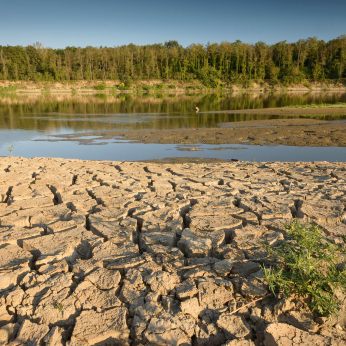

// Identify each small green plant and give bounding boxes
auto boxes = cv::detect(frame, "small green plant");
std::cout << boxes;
[94,83,107,90]
[0,86,18,92]
[243,80,254,89]
[7,145,14,157]
[55,303,64,311]
[140,85,153,91]
[154,83,165,90]
[118,83,125,90]
[122,77,133,88]
[260,219,346,316]
[303,81,312,90]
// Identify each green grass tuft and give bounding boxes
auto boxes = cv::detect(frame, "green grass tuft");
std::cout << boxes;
[94,83,107,90]
[55,302,64,311]
[260,219,346,316]
[0,86,18,92]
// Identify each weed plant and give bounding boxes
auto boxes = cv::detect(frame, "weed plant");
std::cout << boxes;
[140,85,152,91]
[122,77,133,88]
[0,86,18,92]
[94,83,107,90]
[186,85,204,90]
[118,83,131,91]
[260,219,346,316]
[303,81,312,89]
[154,83,165,90]
[55,303,64,311]
[7,145,14,157]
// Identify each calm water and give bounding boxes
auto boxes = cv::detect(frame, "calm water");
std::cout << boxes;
[1,92,346,162]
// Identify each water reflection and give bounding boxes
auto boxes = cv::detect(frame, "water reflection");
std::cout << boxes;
[0,92,346,134]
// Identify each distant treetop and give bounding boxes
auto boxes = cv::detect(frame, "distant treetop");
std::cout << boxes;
[0,36,345,84]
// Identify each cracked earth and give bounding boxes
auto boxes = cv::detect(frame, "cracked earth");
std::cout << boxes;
[1,157,346,345]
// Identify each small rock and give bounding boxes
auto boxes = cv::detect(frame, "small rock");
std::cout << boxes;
[335,324,343,330]
[214,259,234,276]
[180,297,201,319]
[264,322,346,346]
[217,314,251,340]
[11,319,50,346]
[0,323,15,345]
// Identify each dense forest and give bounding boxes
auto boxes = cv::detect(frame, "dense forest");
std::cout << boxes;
[0,36,345,87]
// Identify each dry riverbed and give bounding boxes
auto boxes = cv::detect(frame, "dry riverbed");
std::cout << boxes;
[1,157,346,345]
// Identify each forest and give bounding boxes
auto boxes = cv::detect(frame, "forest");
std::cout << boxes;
[0,36,345,87]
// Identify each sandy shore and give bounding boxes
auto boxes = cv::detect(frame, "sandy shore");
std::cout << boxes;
[0,157,346,345]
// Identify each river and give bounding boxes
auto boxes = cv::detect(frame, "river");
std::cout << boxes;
[1,91,346,162]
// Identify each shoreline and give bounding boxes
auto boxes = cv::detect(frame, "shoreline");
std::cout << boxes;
[3,88,346,95]
[1,79,346,94]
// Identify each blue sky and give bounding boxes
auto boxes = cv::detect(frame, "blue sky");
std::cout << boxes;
[1,0,345,48]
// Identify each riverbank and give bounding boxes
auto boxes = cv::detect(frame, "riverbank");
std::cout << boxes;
[0,157,346,345]
[1,79,346,94]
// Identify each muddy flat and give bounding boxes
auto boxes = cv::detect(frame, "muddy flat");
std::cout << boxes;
[219,118,328,127]
[49,118,346,147]
[208,106,346,115]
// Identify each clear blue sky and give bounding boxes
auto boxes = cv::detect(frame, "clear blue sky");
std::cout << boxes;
[1,0,345,48]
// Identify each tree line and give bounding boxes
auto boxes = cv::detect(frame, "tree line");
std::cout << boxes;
[0,36,345,87]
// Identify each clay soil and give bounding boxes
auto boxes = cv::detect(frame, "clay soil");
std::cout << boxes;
[1,157,346,345]
[49,118,346,148]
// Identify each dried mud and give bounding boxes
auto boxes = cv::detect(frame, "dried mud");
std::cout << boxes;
[1,157,346,345]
